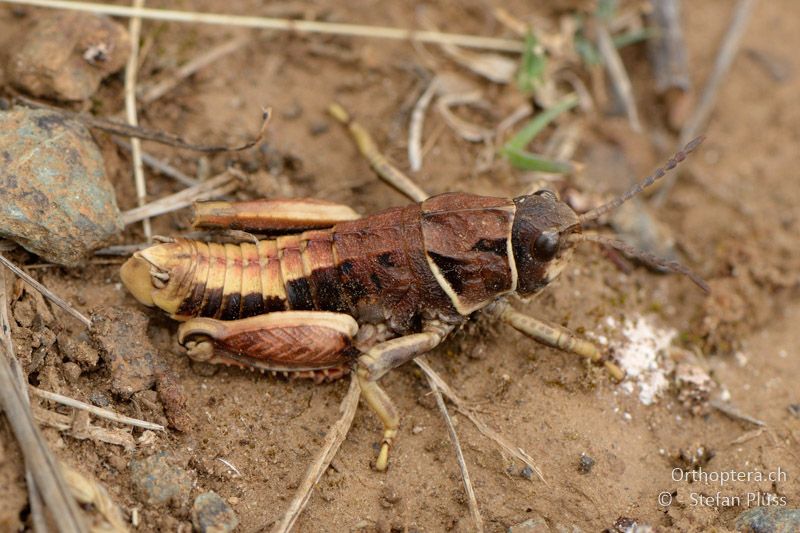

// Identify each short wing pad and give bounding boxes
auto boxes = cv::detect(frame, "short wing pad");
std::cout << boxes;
[193,199,360,233]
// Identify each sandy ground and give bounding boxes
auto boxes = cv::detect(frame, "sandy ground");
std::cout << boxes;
[0,0,798,531]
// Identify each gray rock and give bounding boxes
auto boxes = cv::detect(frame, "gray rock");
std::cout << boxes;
[736,506,800,533]
[0,108,123,266]
[192,491,239,533]
[7,12,129,101]
[509,516,550,533]
[129,452,193,508]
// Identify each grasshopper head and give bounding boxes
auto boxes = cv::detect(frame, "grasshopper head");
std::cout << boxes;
[120,240,195,316]
[511,189,581,296]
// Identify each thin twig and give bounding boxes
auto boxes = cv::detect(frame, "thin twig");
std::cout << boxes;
[329,103,429,202]
[120,170,241,225]
[419,358,484,533]
[139,36,248,104]
[94,243,152,257]
[216,458,242,477]
[0,254,92,328]
[33,408,137,450]
[0,0,525,52]
[408,78,439,172]
[16,95,271,153]
[655,0,756,204]
[415,358,545,483]
[272,376,360,533]
[126,0,151,240]
[710,399,765,427]
[0,277,87,532]
[31,387,165,431]
[1,273,48,532]
[114,139,199,187]
[595,22,642,132]
[61,464,129,533]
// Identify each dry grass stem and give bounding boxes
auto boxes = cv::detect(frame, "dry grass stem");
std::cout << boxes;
[34,408,138,450]
[679,0,756,146]
[2,0,525,52]
[121,170,241,226]
[62,465,129,532]
[1,274,49,532]
[94,243,152,256]
[272,377,361,533]
[329,103,429,202]
[139,36,248,104]
[125,0,151,240]
[419,358,484,533]
[31,387,165,431]
[114,139,199,187]
[711,399,766,427]
[655,0,757,204]
[17,95,272,153]
[408,79,439,172]
[437,91,493,142]
[415,358,545,483]
[0,254,92,328]
[595,23,641,132]
[0,277,87,532]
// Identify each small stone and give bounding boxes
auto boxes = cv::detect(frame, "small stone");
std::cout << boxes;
[308,120,329,136]
[520,465,535,480]
[508,515,551,533]
[788,404,800,418]
[281,102,303,120]
[129,452,193,508]
[578,454,595,474]
[106,454,127,472]
[62,361,82,383]
[0,108,123,266]
[6,12,130,100]
[191,491,239,533]
[89,391,110,407]
[735,506,800,533]
[57,333,100,369]
[379,486,400,509]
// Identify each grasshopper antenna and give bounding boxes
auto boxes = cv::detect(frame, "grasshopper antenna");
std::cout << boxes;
[578,136,705,224]
[568,233,710,293]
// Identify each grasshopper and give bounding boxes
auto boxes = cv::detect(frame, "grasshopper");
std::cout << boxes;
[120,119,707,471]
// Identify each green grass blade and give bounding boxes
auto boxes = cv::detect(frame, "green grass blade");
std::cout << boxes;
[503,94,579,153]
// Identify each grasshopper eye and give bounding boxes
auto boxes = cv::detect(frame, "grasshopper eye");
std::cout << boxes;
[533,230,559,261]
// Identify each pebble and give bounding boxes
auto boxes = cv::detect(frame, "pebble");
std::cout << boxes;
[578,453,595,474]
[735,507,800,533]
[129,452,193,508]
[0,108,123,266]
[191,491,239,533]
[6,12,129,101]
[508,516,550,533]
[62,361,82,384]
[520,465,535,480]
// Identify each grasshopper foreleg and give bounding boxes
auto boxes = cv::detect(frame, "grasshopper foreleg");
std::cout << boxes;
[501,308,625,381]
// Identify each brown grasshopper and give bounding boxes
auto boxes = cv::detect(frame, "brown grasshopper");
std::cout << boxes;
[120,133,707,471]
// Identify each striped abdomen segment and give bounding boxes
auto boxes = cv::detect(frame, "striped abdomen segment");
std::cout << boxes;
[169,236,323,320]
